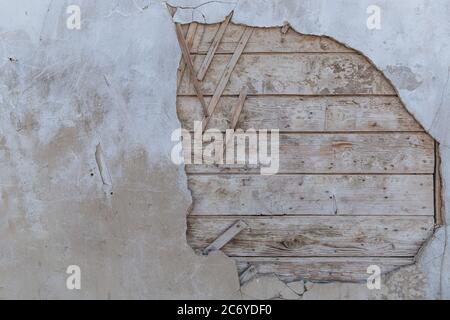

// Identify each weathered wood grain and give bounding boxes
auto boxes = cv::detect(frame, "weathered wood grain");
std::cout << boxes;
[187,216,434,257]
[235,257,415,282]
[203,219,248,255]
[188,174,434,216]
[178,53,395,95]
[229,87,248,129]
[185,133,434,174]
[191,24,353,54]
[177,96,423,132]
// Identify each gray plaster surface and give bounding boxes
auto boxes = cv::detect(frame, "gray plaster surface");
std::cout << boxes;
[0,0,449,299]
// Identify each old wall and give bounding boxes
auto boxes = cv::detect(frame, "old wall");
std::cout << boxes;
[0,0,449,299]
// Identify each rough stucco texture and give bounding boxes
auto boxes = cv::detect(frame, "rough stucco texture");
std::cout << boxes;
[0,0,449,299]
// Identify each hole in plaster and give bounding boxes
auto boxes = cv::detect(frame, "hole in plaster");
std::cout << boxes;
[173,20,442,286]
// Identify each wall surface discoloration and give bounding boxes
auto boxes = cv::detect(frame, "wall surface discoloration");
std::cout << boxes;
[0,0,449,299]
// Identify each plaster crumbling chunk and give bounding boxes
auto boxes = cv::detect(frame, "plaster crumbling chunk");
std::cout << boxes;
[240,275,301,300]
[286,280,305,295]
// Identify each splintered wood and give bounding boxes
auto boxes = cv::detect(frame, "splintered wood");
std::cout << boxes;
[175,22,438,282]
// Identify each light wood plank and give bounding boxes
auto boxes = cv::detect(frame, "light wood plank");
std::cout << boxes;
[197,13,232,81]
[177,23,198,88]
[203,27,253,131]
[186,133,435,174]
[177,96,424,132]
[235,257,414,282]
[188,216,434,257]
[179,53,395,96]
[188,174,434,216]
[191,24,353,54]
[239,265,257,284]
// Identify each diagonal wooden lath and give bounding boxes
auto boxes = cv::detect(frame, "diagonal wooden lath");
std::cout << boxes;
[177,23,198,88]
[168,5,208,116]
[202,27,253,131]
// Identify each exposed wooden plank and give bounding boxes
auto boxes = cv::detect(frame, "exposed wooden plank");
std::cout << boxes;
[174,22,208,115]
[188,174,434,216]
[203,219,248,255]
[234,257,414,282]
[177,23,198,88]
[186,133,435,174]
[188,216,434,257]
[197,13,232,81]
[178,53,395,96]
[191,24,353,54]
[177,96,424,132]
[202,27,253,132]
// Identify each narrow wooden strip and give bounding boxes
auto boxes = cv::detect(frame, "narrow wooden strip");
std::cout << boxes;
[435,142,444,226]
[191,25,352,53]
[234,257,414,282]
[177,96,424,132]
[178,53,395,95]
[203,27,253,131]
[188,175,434,216]
[197,13,232,81]
[203,220,248,255]
[186,132,435,174]
[177,23,198,88]
[188,215,434,257]
[174,22,208,115]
